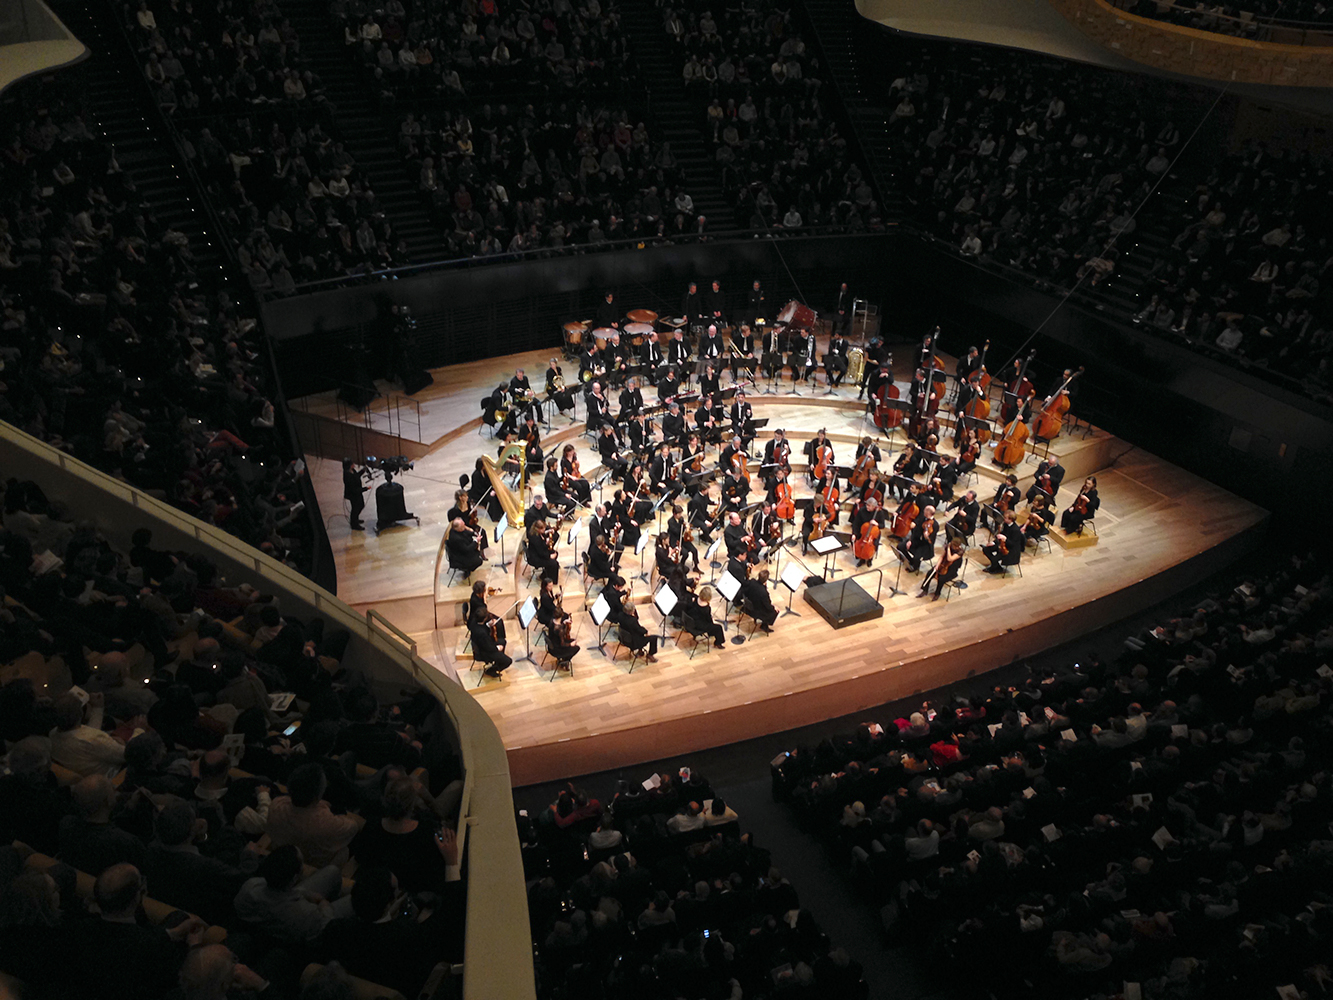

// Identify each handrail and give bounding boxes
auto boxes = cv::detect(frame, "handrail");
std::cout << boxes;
[366,609,418,661]
[834,566,885,605]
[433,528,450,631]
[1107,0,1333,33]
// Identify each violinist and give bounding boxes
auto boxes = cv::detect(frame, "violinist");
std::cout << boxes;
[1060,476,1099,535]
[723,511,751,559]
[546,357,577,417]
[726,547,752,584]
[543,615,580,672]
[681,433,707,493]
[982,474,1022,532]
[982,510,1025,574]
[934,453,960,500]
[618,378,645,418]
[956,425,980,475]
[697,324,725,377]
[661,400,686,445]
[684,586,727,649]
[919,538,965,601]
[1025,455,1065,503]
[522,420,544,473]
[919,477,945,514]
[687,485,720,543]
[695,394,723,446]
[1024,495,1054,542]
[610,489,642,551]
[585,381,611,435]
[722,459,751,507]
[650,442,680,497]
[560,444,593,506]
[467,580,510,676]
[667,505,701,572]
[544,456,573,512]
[699,363,722,399]
[446,517,486,579]
[824,328,850,388]
[588,503,616,545]
[524,492,553,528]
[896,505,938,573]
[525,520,560,584]
[597,424,628,481]
[655,533,680,578]
[731,323,757,381]
[606,575,659,661]
[640,331,664,383]
[536,577,568,630]
[447,490,489,556]
[587,531,616,582]
[730,390,756,448]
[944,490,979,542]
[851,497,886,567]
[751,500,781,556]
[761,324,784,380]
[740,569,778,632]
[890,442,923,498]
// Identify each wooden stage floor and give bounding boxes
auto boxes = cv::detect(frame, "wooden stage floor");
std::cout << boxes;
[298,347,1269,786]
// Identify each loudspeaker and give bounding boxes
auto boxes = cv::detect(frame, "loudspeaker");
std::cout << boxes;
[402,368,434,395]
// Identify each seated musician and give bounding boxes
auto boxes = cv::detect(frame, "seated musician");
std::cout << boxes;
[445,518,486,578]
[981,474,1021,531]
[625,412,650,455]
[857,469,886,505]
[934,453,960,499]
[667,505,701,572]
[509,368,534,408]
[543,617,579,672]
[804,429,834,483]
[587,533,616,582]
[864,359,892,407]
[722,461,751,507]
[889,442,921,499]
[919,538,965,600]
[651,442,680,498]
[694,395,722,446]
[750,500,780,556]
[731,323,757,381]
[618,378,644,417]
[525,492,553,528]
[763,428,790,470]
[687,487,719,543]
[1060,476,1100,535]
[944,490,979,541]
[656,366,682,406]
[525,521,560,584]
[610,490,643,551]
[739,569,777,631]
[718,435,745,474]
[698,363,721,399]
[697,324,725,377]
[1025,495,1054,542]
[896,506,938,573]
[683,586,727,649]
[726,548,751,584]
[654,534,680,579]
[850,497,886,568]
[597,424,628,481]
[559,444,594,505]
[536,577,568,629]
[467,581,511,676]
[605,575,659,661]
[854,436,882,467]
[546,358,576,416]
[824,330,849,388]
[447,490,488,555]
[640,331,664,383]
[543,457,573,512]
[661,400,686,445]
[722,511,751,559]
[481,383,508,428]
[730,390,755,449]
[982,510,1026,574]
[579,343,605,384]
[605,332,629,382]
[919,477,945,514]
[585,381,611,434]
[1026,455,1065,503]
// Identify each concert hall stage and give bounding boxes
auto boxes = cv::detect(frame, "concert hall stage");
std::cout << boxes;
[297,346,1268,787]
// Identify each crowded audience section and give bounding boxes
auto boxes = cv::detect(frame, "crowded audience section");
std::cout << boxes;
[771,551,1332,999]
[0,465,467,999]
[1124,0,1333,33]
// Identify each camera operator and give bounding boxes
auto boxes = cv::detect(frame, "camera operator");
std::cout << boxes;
[343,458,370,530]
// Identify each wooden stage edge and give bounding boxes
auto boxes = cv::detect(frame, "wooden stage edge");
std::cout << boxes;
[503,518,1266,787]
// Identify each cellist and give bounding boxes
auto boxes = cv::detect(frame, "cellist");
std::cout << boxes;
[804,429,834,483]
[850,496,886,568]
[895,505,938,573]
[890,441,923,498]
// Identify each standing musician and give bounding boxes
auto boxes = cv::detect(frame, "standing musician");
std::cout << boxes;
[944,490,979,542]
[1026,455,1065,503]
[446,517,486,578]
[559,444,593,506]
[682,281,703,328]
[544,456,573,512]
[1025,495,1055,543]
[342,458,369,531]
[596,291,621,330]
[615,376,642,418]
[919,538,965,601]
[605,575,659,661]
[585,381,611,434]
[982,474,1021,531]
[907,367,930,420]
[761,324,785,381]
[955,345,982,389]
[747,279,767,326]
[704,279,726,326]
[640,331,664,384]
[579,342,607,385]
[751,499,781,556]
[667,505,701,572]
[788,326,815,383]
[699,363,722,399]
[1060,476,1100,535]
[955,371,983,419]
[467,580,511,676]
[684,586,727,649]
[896,505,938,572]
[739,569,777,632]
[982,510,1025,574]
[824,327,850,388]
[697,324,725,377]
[730,391,756,449]
[668,328,691,369]
[731,323,757,381]
[525,521,560,583]
[850,496,886,567]
[857,334,890,399]
[598,424,629,481]
[545,358,577,417]
[447,490,489,556]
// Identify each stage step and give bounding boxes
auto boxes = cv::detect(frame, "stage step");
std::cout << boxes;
[1050,526,1099,549]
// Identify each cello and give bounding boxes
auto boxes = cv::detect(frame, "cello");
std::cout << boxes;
[853,513,881,563]
[813,440,834,482]
[849,445,878,489]
[891,489,919,539]
[992,412,1029,468]
[962,339,993,444]
[773,466,796,521]
[1033,367,1084,441]
[1000,350,1036,424]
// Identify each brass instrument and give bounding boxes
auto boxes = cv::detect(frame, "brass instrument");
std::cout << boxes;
[551,373,566,392]
[845,347,866,386]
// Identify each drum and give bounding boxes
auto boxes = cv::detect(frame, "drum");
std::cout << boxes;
[846,347,866,386]
[626,308,658,325]
[776,300,817,329]
[592,327,616,351]
[624,321,653,346]
[566,328,583,346]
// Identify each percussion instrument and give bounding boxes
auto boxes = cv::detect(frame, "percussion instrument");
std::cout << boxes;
[592,327,617,350]
[563,321,589,334]
[664,316,687,329]
[565,328,584,346]
[626,309,658,325]
[623,322,654,346]
[845,347,866,386]
[777,300,817,329]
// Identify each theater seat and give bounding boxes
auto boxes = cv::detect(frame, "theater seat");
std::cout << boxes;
[300,963,407,1000]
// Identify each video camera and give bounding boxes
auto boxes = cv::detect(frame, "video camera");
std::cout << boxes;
[365,455,415,476]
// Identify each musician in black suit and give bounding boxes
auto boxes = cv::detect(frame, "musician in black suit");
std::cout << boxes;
[896,507,938,573]
[666,506,700,571]
[509,367,534,404]
[703,279,726,325]
[579,343,605,384]
[747,280,767,326]
[559,445,593,505]
[605,575,658,660]
[1060,476,1100,534]
[625,412,651,456]
[750,500,780,554]
[446,518,485,577]
[342,459,369,530]
[729,391,755,448]
[1026,456,1066,503]
[605,333,629,383]
[722,511,750,558]
[789,328,815,383]
[525,522,560,583]
[824,331,850,388]
[739,569,777,631]
[640,332,664,383]
[618,379,644,417]
[684,586,726,648]
[698,364,722,399]
[661,401,686,445]
[467,581,510,676]
[545,358,576,415]
[955,346,982,388]
[667,329,690,368]
[543,457,572,511]
[730,323,757,382]
[981,474,1021,532]
[697,324,725,377]
[945,490,979,542]
[597,424,628,481]
[681,282,703,328]
[761,325,784,380]
[595,291,621,329]
[694,394,723,446]
[718,435,745,475]
[585,381,611,434]
[982,510,1025,573]
[650,443,680,497]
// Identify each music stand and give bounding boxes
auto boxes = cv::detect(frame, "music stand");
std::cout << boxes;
[811,533,843,579]
[704,536,723,580]
[589,591,612,656]
[515,597,538,667]
[493,513,511,569]
[716,570,745,644]
[634,530,652,584]
[653,583,678,640]
[565,518,583,577]
[779,559,804,617]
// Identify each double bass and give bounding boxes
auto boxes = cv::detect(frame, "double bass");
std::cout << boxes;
[1000,350,1036,424]
[992,412,1029,468]
[962,339,993,444]
[921,327,947,415]
[1033,367,1084,441]
[872,380,902,430]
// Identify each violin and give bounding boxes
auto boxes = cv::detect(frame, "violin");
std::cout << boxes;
[849,449,877,489]
[1001,350,1036,424]
[996,531,1009,557]
[853,516,881,562]
[893,446,915,477]
[994,484,1016,514]
[1072,492,1091,516]
[962,339,992,444]
[1033,367,1084,441]
[992,413,1029,468]
[891,494,918,538]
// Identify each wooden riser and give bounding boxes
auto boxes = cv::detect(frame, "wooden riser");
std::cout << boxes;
[1051,526,1099,549]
